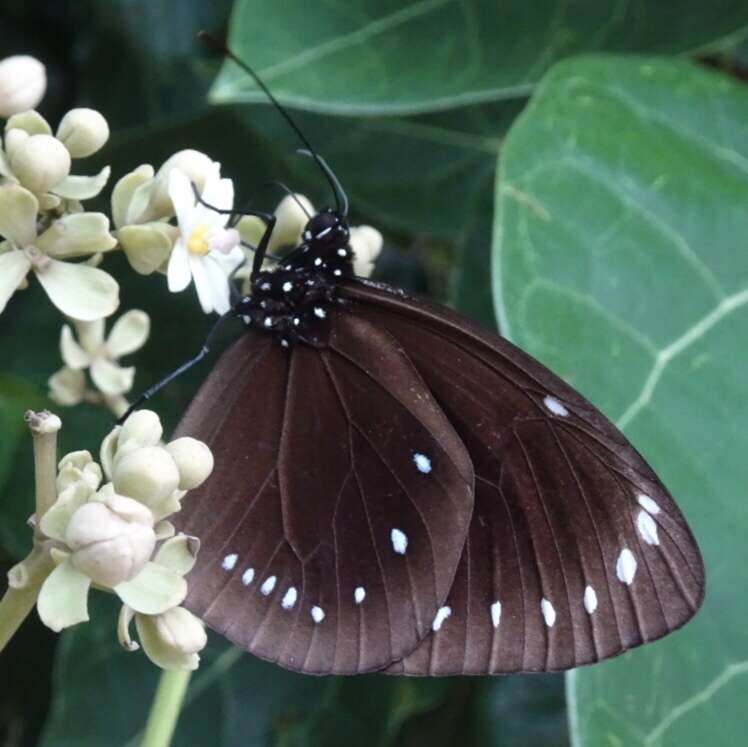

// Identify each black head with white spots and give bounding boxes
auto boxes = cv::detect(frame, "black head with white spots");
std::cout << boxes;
[234,208,355,349]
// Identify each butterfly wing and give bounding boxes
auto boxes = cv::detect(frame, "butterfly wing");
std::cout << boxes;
[173,319,474,674]
[339,279,705,674]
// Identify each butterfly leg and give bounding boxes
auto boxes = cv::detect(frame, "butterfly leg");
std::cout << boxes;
[115,310,240,425]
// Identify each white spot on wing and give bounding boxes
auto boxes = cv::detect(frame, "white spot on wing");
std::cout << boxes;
[263,317,272,328]
[390,528,408,554]
[637,493,661,515]
[490,601,502,628]
[637,510,659,545]
[333,269,342,276]
[222,553,237,571]
[432,606,451,631]
[354,586,366,604]
[543,396,569,416]
[260,576,277,595]
[583,585,597,614]
[413,452,432,473]
[541,598,556,627]
[241,567,255,586]
[311,605,325,623]
[281,587,297,609]
[616,548,637,584]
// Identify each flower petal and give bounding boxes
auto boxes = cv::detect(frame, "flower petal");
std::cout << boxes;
[76,318,105,350]
[200,175,234,223]
[111,165,154,229]
[118,223,176,275]
[53,166,111,200]
[48,366,86,406]
[0,249,31,313]
[117,605,139,651]
[39,481,92,542]
[37,558,91,632]
[36,212,117,258]
[135,611,201,671]
[168,168,197,235]
[90,358,134,395]
[191,255,229,314]
[154,534,200,576]
[60,324,90,368]
[5,110,51,135]
[106,309,150,357]
[114,561,187,615]
[167,241,192,292]
[35,259,119,321]
[0,183,38,246]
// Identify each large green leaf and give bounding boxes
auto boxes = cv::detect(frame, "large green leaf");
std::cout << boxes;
[212,0,748,115]
[494,55,748,746]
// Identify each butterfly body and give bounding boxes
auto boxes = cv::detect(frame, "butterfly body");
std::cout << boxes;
[172,208,705,675]
[235,208,353,347]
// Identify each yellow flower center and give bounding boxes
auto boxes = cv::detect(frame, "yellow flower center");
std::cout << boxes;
[187,224,211,256]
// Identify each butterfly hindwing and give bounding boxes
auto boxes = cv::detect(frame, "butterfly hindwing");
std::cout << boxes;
[341,279,705,674]
[174,317,474,674]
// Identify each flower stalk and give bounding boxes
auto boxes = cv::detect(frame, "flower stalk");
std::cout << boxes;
[140,669,192,747]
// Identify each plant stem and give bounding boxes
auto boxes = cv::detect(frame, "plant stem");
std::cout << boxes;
[140,670,191,747]
[26,409,61,520]
[0,545,55,652]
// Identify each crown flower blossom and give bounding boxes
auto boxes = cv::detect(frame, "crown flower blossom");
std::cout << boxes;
[48,310,150,413]
[23,410,214,671]
[0,182,118,319]
[167,167,243,314]
[0,55,46,117]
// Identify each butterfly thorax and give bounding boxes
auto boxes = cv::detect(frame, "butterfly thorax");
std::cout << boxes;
[233,209,354,348]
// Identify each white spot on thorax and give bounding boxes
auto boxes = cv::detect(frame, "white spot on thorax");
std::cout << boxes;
[260,282,271,291]
[490,601,502,628]
[293,317,300,326]
[354,586,366,604]
[541,598,556,627]
[583,585,597,614]
[263,317,272,328]
[280,339,289,348]
[390,528,408,554]
[282,281,293,292]
[313,307,326,319]
[318,226,332,237]
[260,575,277,595]
[333,269,342,276]
[241,567,255,586]
[303,230,312,241]
[314,257,322,266]
[413,452,432,474]
[222,553,238,571]
[281,587,298,609]
[637,494,661,515]
[432,606,451,631]
[311,605,325,623]
[637,510,659,545]
[543,396,569,416]
[337,248,347,257]
[616,548,637,584]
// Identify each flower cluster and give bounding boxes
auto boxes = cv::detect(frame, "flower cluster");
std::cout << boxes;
[35,410,214,670]
[0,108,117,319]
[48,309,150,417]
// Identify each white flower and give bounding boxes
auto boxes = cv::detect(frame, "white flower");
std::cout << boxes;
[0,183,118,319]
[167,167,243,314]
[350,225,383,278]
[56,108,110,159]
[0,55,46,117]
[55,310,150,396]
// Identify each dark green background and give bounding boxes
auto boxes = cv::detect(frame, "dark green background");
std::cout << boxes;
[1,2,746,745]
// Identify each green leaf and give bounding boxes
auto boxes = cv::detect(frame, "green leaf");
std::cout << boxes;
[494,55,748,746]
[213,0,748,115]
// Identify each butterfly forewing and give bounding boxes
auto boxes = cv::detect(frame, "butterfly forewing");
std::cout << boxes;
[340,279,704,674]
[174,317,474,674]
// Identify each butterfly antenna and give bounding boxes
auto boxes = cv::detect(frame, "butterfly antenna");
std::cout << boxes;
[267,180,313,219]
[199,31,349,216]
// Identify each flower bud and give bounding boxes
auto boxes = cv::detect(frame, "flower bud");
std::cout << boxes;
[148,150,217,220]
[56,108,110,158]
[165,438,214,490]
[0,55,46,118]
[351,225,383,278]
[112,446,180,509]
[66,494,155,587]
[153,606,207,654]
[9,133,71,193]
[57,450,102,492]
[270,193,314,251]
[119,410,163,448]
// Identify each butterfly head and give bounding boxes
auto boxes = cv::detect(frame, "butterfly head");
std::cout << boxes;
[302,208,349,248]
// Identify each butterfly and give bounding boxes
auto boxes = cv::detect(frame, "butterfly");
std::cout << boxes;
[150,38,705,676]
